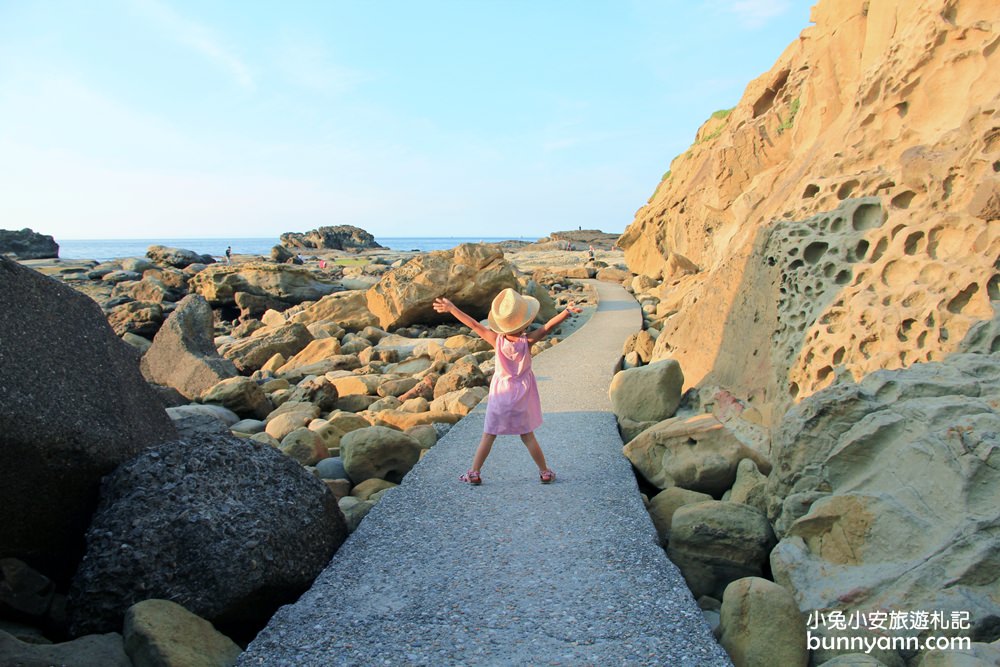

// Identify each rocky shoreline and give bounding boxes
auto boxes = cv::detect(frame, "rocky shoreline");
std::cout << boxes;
[0,234,625,664]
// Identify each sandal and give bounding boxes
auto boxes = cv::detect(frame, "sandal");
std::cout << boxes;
[539,469,556,484]
[459,470,482,485]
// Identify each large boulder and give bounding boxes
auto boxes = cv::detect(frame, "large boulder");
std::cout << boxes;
[280,225,383,250]
[141,294,239,400]
[287,290,378,331]
[766,353,1000,646]
[0,228,58,259]
[667,500,776,599]
[67,434,347,637]
[0,257,177,580]
[647,487,713,545]
[340,426,423,484]
[146,245,215,269]
[365,243,518,329]
[623,414,771,494]
[188,262,339,307]
[718,578,807,667]
[609,359,684,423]
[222,322,313,373]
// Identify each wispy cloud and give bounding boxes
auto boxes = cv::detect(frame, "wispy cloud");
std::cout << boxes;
[706,0,793,28]
[127,0,254,89]
[275,34,367,95]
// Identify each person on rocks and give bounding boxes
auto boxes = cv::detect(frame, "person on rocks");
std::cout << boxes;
[225,245,232,265]
[433,288,581,485]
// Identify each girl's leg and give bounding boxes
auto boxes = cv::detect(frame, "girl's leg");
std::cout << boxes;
[471,433,496,471]
[519,432,550,471]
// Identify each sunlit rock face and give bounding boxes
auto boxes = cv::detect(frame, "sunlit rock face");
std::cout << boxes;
[620,0,1000,424]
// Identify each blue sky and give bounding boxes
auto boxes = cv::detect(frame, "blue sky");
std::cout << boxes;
[0,0,814,240]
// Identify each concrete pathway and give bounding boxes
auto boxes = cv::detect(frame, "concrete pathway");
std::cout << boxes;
[238,280,732,666]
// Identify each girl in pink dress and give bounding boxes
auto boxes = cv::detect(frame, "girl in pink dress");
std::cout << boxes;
[433,288,581,485]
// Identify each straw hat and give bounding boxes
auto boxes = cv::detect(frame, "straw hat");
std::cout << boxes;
[487,288,540,334]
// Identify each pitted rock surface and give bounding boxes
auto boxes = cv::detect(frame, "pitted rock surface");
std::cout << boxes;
[621,0,1000,426]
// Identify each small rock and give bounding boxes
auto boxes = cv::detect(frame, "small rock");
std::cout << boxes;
[123,599,241,667]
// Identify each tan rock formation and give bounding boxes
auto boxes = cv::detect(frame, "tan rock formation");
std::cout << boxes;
[365,243,518,329]
[619,0,1000,425]
[189,261,339,306]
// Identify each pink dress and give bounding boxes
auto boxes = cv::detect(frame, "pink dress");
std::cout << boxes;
[483,334,543,435]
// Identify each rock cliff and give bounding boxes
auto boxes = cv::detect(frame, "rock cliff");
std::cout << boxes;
[0,228,59,259]
[280,225,382,251]
[620,0,999,424]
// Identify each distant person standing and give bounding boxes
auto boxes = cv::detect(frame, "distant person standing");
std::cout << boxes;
[225,245,232,265]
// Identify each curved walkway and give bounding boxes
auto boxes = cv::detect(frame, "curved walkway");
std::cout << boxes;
[238,280,731,666]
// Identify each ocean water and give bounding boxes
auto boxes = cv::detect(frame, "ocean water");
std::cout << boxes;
[56,237,538,262]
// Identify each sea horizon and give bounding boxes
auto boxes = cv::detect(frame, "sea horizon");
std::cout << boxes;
[55,236,544,262]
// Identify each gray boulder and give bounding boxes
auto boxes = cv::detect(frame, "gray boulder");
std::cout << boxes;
[67,434,347,637]
[141,294,239,400]
[0,257,176,581]
[0,630,131,667]
[667,500,776,599]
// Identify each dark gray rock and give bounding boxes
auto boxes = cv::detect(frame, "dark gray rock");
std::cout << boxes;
[0,559,55,621]
[270,244,295,263]
[140,294,239,400]
[168,412,233,439]
[0,629,131,667]
[280,225,383,251]
[315,457,348,481]
[0,228,58,259]
[67,434,348,638]
[0,257,177,582]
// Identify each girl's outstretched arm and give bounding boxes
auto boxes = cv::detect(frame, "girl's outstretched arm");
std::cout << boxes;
[433,297,497,346]
[527,302,582,343]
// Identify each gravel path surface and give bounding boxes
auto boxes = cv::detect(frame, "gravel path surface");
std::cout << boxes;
[238,280,732,666]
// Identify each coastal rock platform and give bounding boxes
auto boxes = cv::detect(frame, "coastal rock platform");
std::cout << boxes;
[238,280,730,666]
